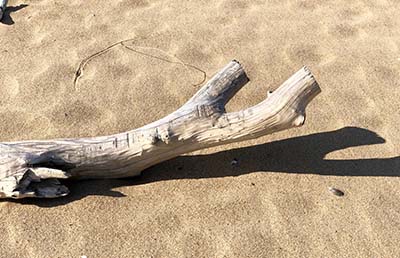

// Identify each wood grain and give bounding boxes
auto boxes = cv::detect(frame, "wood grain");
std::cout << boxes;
[0,60,320,198]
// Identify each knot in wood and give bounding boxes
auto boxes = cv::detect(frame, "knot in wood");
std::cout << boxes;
[155,126,172,144]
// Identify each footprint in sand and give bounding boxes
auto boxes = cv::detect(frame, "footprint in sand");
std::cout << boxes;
[0,75,19,103]
[50,100,102,126]
[116,0,151,9]
[283,43,337,67]
[0,109,52,140]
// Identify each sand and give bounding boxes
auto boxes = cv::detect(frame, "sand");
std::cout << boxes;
[0,0,400,257]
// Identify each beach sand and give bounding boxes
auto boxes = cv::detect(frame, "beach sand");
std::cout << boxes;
[0,0,399,257]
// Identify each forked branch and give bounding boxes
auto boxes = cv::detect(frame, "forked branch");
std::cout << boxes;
[0,60,321,198]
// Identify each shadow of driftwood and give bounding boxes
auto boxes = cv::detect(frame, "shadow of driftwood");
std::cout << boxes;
[13,127,399,207]
[1,4,28,25]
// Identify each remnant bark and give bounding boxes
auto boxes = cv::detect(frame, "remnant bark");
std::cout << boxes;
[0,60,321,198]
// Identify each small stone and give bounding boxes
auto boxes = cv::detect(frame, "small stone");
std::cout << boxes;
[329,187,344,197]
[231,158,239,166]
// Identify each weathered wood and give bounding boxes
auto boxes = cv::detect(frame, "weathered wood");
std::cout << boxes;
[0,60,321,198]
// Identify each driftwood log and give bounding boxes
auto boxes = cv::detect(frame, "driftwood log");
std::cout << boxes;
[0,60,321,199]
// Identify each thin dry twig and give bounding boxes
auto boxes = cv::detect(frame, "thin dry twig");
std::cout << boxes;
[74,38,207,89]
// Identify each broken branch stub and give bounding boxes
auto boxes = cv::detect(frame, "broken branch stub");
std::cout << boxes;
[0,60,321,198]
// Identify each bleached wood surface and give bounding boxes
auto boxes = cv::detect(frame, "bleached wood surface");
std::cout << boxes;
[0,60,320,198]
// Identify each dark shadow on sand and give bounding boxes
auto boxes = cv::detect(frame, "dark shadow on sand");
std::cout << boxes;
[1,4,28,25]
[12,127,399,207]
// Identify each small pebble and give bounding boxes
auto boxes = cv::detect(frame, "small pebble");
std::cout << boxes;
[231,158,239,166]
[329,187,344,197]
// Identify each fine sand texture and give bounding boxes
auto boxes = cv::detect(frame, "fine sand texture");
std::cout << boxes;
[1,0,400,257]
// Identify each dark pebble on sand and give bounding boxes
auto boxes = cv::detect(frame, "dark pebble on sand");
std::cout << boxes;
[231,158,239,166]
[329,187,344,197]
